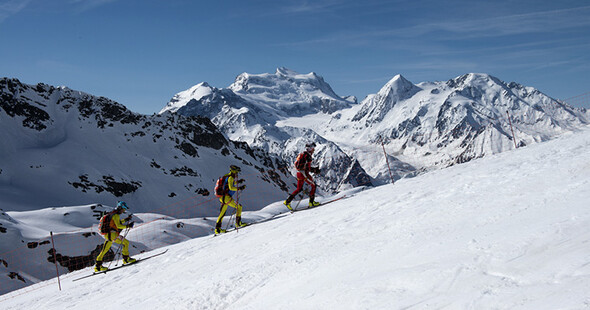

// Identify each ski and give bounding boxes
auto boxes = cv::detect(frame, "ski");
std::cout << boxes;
[291,195,347,213]
[213,223,250,236]
[212,195,349,236]
[72,249,169,282]
[212,212,292,236]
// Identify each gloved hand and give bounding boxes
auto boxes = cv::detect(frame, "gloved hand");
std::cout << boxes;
[127,222,135,228]
[238,185,246,191]
[237,179,245,184]
[125,214,133,221]
[310,167,320,174]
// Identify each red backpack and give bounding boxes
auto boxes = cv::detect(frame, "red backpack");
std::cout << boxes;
[98,210,116,234]
[294,152,310,170]
[214,175,229,197]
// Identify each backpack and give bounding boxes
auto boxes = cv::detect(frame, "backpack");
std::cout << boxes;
[294,152,309,170]
[98,210,116,234]
[214,175,229,197]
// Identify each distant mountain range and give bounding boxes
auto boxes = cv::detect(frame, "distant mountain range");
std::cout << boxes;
[1,69,589,297]
[1,69,588,213]
[0,78,291,215]
[160,67,371,193]
[162,68,589,185]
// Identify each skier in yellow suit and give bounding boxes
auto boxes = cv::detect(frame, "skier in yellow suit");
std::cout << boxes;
[215,165,247,234]
[94,201,136,272]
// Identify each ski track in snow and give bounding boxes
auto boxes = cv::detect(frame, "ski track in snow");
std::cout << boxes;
[2,126,590,309]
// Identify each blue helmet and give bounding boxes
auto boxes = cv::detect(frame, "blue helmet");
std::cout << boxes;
[117,201,128,210]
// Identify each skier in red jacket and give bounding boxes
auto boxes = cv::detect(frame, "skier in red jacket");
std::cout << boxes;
[284,142,320,210]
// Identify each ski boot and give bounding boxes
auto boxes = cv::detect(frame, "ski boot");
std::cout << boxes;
[235,217,248,228]
[94,261,107,272]
[309,201,320,207]
[215,228,226,235]
[283,200,293,211]
[123,255,137,265]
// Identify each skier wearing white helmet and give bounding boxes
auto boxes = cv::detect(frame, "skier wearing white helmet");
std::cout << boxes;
[284,142,321,210]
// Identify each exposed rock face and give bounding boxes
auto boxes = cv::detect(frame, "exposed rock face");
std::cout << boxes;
[161,69,373,193]
[0,78,291,215]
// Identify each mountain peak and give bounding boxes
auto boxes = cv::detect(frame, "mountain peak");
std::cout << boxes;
[159,82,215,114]
[275,67,300,77]
[352,75,421,123]
[378,74,420,100]
[383,74,414,91]
[226,68,350,115]
[447,73,504,89]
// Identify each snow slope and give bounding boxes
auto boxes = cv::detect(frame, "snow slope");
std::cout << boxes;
[2,125,589,309]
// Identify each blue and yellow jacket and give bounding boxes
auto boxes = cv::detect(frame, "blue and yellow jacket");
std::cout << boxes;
[223,174,238,197]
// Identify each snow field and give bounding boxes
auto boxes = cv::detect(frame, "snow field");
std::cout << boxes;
[2,126,590,309]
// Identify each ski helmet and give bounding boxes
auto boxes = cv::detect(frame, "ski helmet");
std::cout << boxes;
[230,165,241,173]
[305,142,316,153]
[117,201,128,210]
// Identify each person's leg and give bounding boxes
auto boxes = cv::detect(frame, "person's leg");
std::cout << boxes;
[307,178,317,203]
[96,233,114,262]
[113,235,130,256]
[228,198,244,226]
[215,197,230,232]
[113,235,134,263]
[95,232,115,271]
[285,172,305,204]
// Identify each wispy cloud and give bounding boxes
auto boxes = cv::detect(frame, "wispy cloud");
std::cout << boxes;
[420,38,590,65]
[0,0,118,22]
[280,0,407,15]
[229,0,401,21]
[0,0,32,23]
[279,5,590,47]
[281,0,336,14]
[69,0,118,13]
[418,5,590,39]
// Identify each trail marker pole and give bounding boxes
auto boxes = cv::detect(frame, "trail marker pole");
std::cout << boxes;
[50,232,62,291]
[507,111,518,149]
[380,138,395,185]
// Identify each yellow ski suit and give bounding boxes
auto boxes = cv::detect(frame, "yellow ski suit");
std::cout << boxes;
[215,173,243,229]
[96,213,131,262]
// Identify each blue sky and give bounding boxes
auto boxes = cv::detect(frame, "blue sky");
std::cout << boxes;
[1,0,589,113]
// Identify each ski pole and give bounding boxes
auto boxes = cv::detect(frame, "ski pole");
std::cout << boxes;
[292,193,305,212]
[224,205,236,232]
[113,213,134,265]
[234,188,242,233]
[108,227,130,268]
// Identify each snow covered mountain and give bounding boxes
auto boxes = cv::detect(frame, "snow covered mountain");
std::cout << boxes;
[2,124,589,309]
[161,67,351,117]
[0,78,292,216]
[306,73,590,181]
[228,67,351,115]
[161,68,372,193]
[3,70,588,298]
[164,69,589,187]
